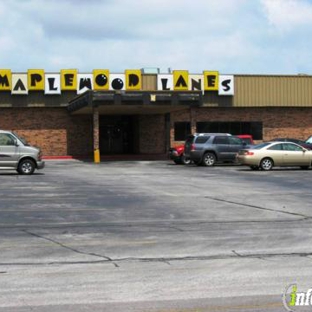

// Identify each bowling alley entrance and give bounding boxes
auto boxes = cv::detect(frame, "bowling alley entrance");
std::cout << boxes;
[67,90,203,161]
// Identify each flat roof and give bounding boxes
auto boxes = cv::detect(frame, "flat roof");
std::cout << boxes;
[68,90,203,115]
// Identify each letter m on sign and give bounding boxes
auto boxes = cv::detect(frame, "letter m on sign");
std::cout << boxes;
[0,69,12,90]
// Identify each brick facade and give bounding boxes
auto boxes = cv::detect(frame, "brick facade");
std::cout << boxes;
[139,114,166,153]
[170,107,312,146]
[0,107,167,157]
[1,106,312,158]
[0,107,93,157]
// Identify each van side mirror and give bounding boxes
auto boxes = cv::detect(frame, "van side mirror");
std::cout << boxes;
[13,139,19,146]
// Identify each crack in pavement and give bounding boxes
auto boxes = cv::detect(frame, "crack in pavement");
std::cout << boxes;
[113,250,312,263]
[232,249,269,261]
[204,196,308,218]
[22,229,119,268]
[2,250,312,267]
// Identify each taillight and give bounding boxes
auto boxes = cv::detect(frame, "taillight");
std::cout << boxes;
[191,143,196,151]
[38,150,42,160]
[243,151,254,156]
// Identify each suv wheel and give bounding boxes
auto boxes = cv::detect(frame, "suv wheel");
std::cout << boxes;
[18,159,36,175]
[260,158,273,171]
[202,152,216,166]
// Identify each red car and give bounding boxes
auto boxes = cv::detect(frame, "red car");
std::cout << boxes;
[236,134,254,145]
[168,145,191,165]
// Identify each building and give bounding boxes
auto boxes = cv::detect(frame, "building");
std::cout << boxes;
[0,69,312,161]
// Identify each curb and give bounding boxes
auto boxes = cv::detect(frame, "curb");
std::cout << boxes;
[42,156,80,160]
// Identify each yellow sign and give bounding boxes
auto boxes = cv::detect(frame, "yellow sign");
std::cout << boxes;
[204,71,219,91]
[0,69,12,91]
[93,69,110,90]
[173,70,189,91]
[28,69,45,90]
[125,70,141,90]
[61,69,77,90]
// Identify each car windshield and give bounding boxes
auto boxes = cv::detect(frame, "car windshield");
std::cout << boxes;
[306,136,312,144]
[12,132,29,145]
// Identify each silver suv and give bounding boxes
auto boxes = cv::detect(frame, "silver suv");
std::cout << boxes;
[184,133,247,166]
[0,130,45,174]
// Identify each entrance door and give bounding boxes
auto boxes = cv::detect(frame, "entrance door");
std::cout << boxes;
[100,125,123,154]
[99,116,137,154]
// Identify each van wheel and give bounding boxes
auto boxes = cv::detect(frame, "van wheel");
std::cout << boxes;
[18,159,35,175]
[202,152,216,166]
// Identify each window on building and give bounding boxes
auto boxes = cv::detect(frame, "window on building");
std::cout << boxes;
[174,122,191,141]
[197,122,218,133]
[249,122,263,140]
[196,122,263,140]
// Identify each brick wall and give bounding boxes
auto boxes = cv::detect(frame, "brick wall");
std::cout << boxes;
[2,106,312,158]
[170,107,312,145]
[0,107,93,157]
[139,114,166,153]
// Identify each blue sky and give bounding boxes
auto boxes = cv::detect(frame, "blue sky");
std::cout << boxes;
[1,0,312,74]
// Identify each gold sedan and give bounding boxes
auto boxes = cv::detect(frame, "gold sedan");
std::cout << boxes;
[237,141,312,170]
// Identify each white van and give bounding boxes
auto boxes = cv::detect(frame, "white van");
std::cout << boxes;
[0,130,45,175]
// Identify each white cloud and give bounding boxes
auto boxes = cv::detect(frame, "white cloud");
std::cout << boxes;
[261,0,312,31]
[0,0,312,74]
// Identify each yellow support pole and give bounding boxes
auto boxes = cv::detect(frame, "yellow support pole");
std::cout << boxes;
[94,149,100,163]
[93,106,100,163]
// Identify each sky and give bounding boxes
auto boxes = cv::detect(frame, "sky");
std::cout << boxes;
[1,0,312,75]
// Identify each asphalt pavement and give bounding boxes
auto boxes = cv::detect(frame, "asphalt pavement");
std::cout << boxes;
[0,160,312,311]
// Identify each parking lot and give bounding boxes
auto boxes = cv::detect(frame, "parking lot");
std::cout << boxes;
[1,160,312,311]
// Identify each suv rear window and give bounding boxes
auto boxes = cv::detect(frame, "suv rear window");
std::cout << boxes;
[195,136,210,144]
